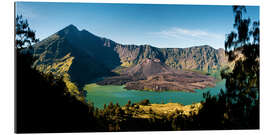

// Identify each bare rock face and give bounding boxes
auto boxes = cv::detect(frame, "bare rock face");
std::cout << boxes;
[114,45,228,73]
[97,58,216,92]
[125,72,216,92]
[31,24,120,88]
[125,58,173,79]
[31,24,226,91]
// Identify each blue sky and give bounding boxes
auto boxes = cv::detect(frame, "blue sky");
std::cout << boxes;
[15,2,259,49]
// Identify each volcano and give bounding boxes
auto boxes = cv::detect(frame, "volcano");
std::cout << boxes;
[31,24,225,92]
[97,58,216,92]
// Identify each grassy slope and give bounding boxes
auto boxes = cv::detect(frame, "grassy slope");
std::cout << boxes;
[128,103,202,119]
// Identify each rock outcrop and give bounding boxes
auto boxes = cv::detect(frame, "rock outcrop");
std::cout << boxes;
[30,24,227,92]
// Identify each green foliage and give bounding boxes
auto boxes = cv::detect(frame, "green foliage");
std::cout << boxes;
[223,6,259,128]
[16,15,101,133]
[194,6,260,129]
[16,51,104,133]
[16,6,260,132]
[16,15,39,49]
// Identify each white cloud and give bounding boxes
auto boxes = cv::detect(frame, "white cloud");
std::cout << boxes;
[147,27,225,49]
[151,27,223,39]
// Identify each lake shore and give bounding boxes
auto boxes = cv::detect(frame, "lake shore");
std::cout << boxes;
[84,80,225,109]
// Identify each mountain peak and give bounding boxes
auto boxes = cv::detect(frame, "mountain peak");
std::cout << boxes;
[57,24,79,37]
[65,24,78,30]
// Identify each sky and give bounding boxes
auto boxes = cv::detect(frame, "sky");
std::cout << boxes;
[15,2,259,49]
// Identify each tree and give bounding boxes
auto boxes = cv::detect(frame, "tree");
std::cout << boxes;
[15,14,39,49]
[138,99,150,105]
[15,15,100,133]
[222,6,259,128]
[197,6,259,129]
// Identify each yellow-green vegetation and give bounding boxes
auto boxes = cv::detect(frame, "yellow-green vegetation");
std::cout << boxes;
[62,73,85,101]
[120,61,133,67]
[183,68,224,81]
[111,66,128,75]
[119,56,134,67]
[36,53,74,74]
[183,69,208,75]
[35,53,84,101]
[122,102,202,119]
[95,99,206,131]
[226,52,244,70]
[83,83,99,90]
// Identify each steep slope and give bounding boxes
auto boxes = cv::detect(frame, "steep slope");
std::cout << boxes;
[32,24,120,91]
[125,58,173,79]
[31,24,228,93]
[114,44,227,73]
[97,58,216,92]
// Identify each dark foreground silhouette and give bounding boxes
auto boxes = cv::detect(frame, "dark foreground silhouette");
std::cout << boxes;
[15,5,259,133]
[16,52,99,133]
[15,41,259,133]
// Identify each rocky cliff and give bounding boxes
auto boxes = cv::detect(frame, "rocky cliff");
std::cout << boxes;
[114,44,227,73]
[30,24,228,92]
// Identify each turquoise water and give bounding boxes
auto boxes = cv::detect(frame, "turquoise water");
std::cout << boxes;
[84,80,226,109]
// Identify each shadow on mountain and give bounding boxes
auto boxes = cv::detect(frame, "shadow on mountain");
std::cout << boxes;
[32,24,121,89]
[16,51,103,133]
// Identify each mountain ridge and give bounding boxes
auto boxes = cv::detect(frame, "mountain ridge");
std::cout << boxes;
[31,24,228,93]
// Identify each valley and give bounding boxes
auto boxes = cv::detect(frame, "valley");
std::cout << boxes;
[31,24,228,93]
[15,3,260,131]
[30,24,228,108]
